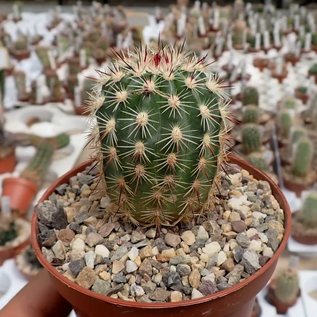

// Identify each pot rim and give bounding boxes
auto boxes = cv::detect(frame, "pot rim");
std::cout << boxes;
[31,154,291,309]
[3,176,38,193]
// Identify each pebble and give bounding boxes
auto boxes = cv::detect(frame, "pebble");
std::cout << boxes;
[76,267,96,289]
[243,250,261,272]
[58,229,75,246]
[131,231,146,243]
[99,271,111,281]
[263,246,273,258]
[99,223,115,238]
[217,251,227,266]
[231,220,247,233]
[69,259,85,277]
[149,289,171,302]
[39,229,57,247]
[165,233,181,247]
[176,264,191,276]
[126,260,138,273]
[181,231,196,246]
[52,240,66,260]
[139,246,153,259]
[170,291,183,302]
[191,288,204,299]
[95,245,110,258]
[145,228,156,239]
[92,278,111,294]
[189,269,201,288]
[128,247,139,261]
[86,232,103,247]
[202,242,221,257]
[196,226,209,241]
[160,248,176,259]
[248,240,262,252]
[71,237,86,252]
[85,251,96,268]
[236,233,250,248]
[198,280,217,296]
[131,284,145,297]
[221,258,235,272]
[139,259,153,276]
[112,260,125,274]
[111,246,128,261]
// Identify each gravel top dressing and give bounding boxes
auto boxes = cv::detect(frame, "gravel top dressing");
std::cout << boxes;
[37,163,284,303]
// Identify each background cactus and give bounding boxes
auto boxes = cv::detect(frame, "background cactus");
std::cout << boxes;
[35,47,51,69]
[291,137,313,178]
[241,86,259,106]
[274,268,299,304]
[247,153,269,171]
[0,220,17,246]
[241,124,261,154]
[290,127,307,144]
[88,45,231,226]
[300,192,317,227]
[81,78,97,107]
[277,110,293,140]
[281,97,297,110]
[309,63,317,76]
[242,105,259,124]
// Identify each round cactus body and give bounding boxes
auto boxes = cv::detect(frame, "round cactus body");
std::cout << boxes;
[290,127,307,144]
[291,137,313,178]
[274,268,299,305]
[242,105,259,124]
[247,153,269,171]
[301,192,317,227]
[89,45,231,226]
[241,124,261,154]
[241,86,259,106]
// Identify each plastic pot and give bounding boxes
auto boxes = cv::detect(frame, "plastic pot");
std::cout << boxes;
[0,150,16,174]
[2,177,38,216]
[31,155,291,317]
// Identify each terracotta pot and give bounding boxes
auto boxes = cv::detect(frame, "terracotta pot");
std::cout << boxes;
[10,50,31,61]
[2,177,38,216]
[0,150,16,174]
[31,155,291,317]
[295,89,309,104]
[292,212,317,245]
[0,218,30,265]
[253,58,269,72]
[283,175,314,198]
[271,70,288,84]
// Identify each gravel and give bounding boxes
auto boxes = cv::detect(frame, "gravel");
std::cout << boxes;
[37,164,285,303]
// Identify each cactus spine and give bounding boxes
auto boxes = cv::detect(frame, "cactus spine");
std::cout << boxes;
[274,268,299,304]
[88,45,231,226]
[291,137,313,178]
[242,124,261,154]
[241,86,259,106]
[301,192,317,227]
[242,105,259,124]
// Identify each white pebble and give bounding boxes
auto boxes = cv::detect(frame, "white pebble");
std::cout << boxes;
[202,242,221,257]
[128,247,139,261]
[71,237,85,252]
[126,260,138,273]
[95,245,110,258]
[191,288,204,299]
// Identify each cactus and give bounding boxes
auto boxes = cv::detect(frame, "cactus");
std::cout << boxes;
[81,78,96,106]
[242,105,260,124]
[14,71,28,101]
[282,97,297,110]
[21,143,54,186]
[13,35,28,51]
[88,45,231,226]
[309,64,317,76]
[26,133,70,150]
[291,137,313,178]
[241,86,259,106]
[247,153,269,171]
[290,127,307,144]
[35,47,51,69]
[0,220,17,246]
[274,268,299,305]
[0,69,4,104]
[242,124,261,154]
[300,192,317,227]
[277,110,293,140]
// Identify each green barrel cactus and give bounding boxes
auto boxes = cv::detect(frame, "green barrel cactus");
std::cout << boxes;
[247,153,269,171]
[281,97,297,110]
[291,137,313,178]
[274,268,299,304]
[241,86,259,106]
[291,127,307,144]
[241,124,261,154]
[301,192,317,227]
[242,105,259,124]
[278,110,293,140]
[88,45,231,226]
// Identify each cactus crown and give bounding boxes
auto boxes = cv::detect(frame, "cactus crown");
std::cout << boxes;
[242,105,260,124]
[301,192,317,227]
[241,123,261,154]
[291,137,313,178]
[241,86,259,106]
[278,110,293,139]
[274,268,299,304]
[88,44,231,227]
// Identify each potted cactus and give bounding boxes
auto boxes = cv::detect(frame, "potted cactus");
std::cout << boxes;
[294,86,309,104]
[283,136,316,196]
[241,86,259,106]
[308,63,317,84]
[292,192,317,244]
[266,267,300,314]
[0,208,30,265]
[31,45,290,317]
[2,133,70,215]
[15,245,42,279]
[10,33,30,61]
[277,110,294,144]
[14,70,29,102]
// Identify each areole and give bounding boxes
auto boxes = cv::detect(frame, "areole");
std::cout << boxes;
[31,155,291,317]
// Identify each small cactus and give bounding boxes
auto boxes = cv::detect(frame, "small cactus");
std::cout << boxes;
[241,86,259,106]
[35,47,51,69]
[242,124,262,154]
[309,63,317,76]
[277,110,293,140]
[290,127,307,144]
[14,71,28,101]
[291,137,313,178]
[0,220,17,246]
[247,153,269,171]
[81,78,95,107]
[274,268,299,305]
[242,105,260,124]
[88,44,231,226]
[21,143,54,186]
[281,97,297,110]
[300,192,317,227]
